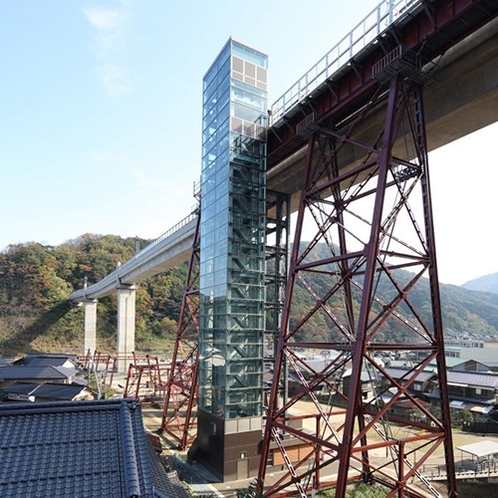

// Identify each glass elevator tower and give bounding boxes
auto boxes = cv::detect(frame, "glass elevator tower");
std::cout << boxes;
[193,38,268,481]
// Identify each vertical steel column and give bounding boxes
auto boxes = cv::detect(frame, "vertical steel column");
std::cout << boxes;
[258,135,316,498]
[414,86,458,497]
[265,190,291,405]
[160,208,201,450]
[336,74,401,496]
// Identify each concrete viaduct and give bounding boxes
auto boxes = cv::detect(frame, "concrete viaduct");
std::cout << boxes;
[70,7,498,370]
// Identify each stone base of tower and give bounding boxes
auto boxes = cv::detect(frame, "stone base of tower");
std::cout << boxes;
[188,409,262,482]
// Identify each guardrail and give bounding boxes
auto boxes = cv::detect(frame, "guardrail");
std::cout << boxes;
[71,208,199,300]
[269,0,421,124]
[126,207,198,267]
[423,459,498,480]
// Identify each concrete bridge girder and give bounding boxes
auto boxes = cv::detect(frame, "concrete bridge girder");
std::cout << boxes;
[72,219,196,360]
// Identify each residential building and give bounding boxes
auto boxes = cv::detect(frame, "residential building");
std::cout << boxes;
[0,365,79,388]
[0,381,93,403]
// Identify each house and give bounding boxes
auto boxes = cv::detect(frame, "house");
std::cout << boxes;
[428,370,498,415]
[0,364,79,388]
[427,357,494,373]
[13,353,79,369]
[0,381,93,403]
[342,368,378,401]
[379,367,436,397]
[446,370,498,412]
[0,398,189,497]
[449,359,494,373]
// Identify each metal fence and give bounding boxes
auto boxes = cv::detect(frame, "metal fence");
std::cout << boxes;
[270,0,421,124]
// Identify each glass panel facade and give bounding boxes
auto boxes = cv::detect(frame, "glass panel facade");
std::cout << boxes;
[199,39,268,419]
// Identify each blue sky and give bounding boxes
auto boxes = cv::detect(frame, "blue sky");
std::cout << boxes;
[0,0,496,286]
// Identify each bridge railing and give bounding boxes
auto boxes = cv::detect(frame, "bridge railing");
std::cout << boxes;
[120,207,199,272]
[270,0,421,125]
[72,208,199,300]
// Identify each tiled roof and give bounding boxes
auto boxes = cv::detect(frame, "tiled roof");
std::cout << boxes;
[0,399,182,497]
[13,354,78,366]
[0,365,78,380]
[384,367,436,383]
[149,448,189,497]
[446,371,498,388]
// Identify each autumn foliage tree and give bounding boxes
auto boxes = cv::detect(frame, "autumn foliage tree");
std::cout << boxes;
[0,235,186,357]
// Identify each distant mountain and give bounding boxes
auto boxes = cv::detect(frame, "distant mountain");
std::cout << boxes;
[462,272,498,294]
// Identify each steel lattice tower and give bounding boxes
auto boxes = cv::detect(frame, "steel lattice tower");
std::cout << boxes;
[160,208,201,450]
[257,49,457,498]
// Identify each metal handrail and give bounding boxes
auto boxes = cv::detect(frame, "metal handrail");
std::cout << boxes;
[121,207,199,270]
[73,208,199,298]
[269,0,421,125]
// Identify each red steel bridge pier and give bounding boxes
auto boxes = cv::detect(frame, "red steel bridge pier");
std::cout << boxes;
[160,207,201,450]
[257,49,457,497]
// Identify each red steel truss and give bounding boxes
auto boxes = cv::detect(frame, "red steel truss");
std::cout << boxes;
[80,351,135,388]
[258,58,457,497]
[123,355,170,402]
[160,208,201,449]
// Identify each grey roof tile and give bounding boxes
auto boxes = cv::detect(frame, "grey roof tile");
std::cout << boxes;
[0,365,78,381]
[149,450,189,498]
[0,399,177,497]
[384,367,436,383]
[31,382,88,400]
[446,371,498,388]
[14,354,78,367]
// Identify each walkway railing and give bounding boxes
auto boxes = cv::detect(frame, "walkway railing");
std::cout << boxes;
[118,206,199,273]
[269,0,421,124]
[423,459,498,480]
[72,208,199,300]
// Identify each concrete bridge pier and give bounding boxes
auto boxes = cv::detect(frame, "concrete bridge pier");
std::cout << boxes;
[83,299,98,356]
[116,284,136,373]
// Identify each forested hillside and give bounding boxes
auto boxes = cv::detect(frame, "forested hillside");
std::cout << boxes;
[0,235,186,357]
[1,236,498,358]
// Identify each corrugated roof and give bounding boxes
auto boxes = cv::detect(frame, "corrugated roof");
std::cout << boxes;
[457,440,498,458]
[1,382,39,396]
[26,357,76,368]
[34,382,88,400]
[13,354,78,366]
[1,382,89,401]
[0,399,183,497]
